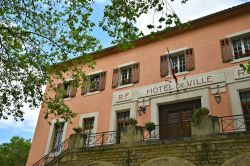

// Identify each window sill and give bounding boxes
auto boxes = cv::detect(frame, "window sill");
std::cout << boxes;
[84,91,100,96]
[166,71,189,78]
[230,56,250,64]
[63,97,72,101]
[115,83,134,90]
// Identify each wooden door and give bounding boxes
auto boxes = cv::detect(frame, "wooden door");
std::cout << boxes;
[117,111,130,129]
[240,91,250,131]
[159,99,201,139]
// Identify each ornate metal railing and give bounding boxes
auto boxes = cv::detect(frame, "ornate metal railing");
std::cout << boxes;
[142,125,160,140]
[33,138,70,166]
[142,121,193,141]
[84,130,120,148]
[219,114,250,133]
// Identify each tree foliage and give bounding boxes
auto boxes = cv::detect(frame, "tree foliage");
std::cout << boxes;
[100,0,188,49]
[0,136,31,166]
[240,62,250,74]
[0,0,188,123]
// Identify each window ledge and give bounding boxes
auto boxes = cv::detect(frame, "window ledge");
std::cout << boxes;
[230,56,250,64]
[84,91,100,96]
[63,97,72,101]
[166,71,189,78]
[116,83,134,90]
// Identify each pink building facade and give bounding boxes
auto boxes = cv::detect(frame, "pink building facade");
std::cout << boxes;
[27,3,250,165]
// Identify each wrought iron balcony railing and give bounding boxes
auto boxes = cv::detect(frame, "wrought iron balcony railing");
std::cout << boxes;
[33,114,250,165]
[33,138,70,166]
[142,125,160,140]
[84,130,120,148]
[219,114,250,133]
[142,121,192,141]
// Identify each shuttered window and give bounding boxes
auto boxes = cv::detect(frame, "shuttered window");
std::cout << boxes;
[185,48,195,71]
[63,81,72,98]
[160,55,168,77]
[220,34,250,62]
[112,63,140,88]
[160,48,195,77]
[172,53,186,73]
[232,36,250,59]
[55,80,77,99]
[120,67,132,85]
[81,71,106,95]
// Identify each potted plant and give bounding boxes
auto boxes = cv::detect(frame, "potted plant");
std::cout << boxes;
[191,107,210,126]
[128,118,138,126]
[144,122,155,138]
[73,127,82,134]
[122,78,131,85]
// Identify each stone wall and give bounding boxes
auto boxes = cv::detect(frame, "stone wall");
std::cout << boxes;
[51,133,250,166]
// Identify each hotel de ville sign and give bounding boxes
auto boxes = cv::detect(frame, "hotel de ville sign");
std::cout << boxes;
[113,72,226,104]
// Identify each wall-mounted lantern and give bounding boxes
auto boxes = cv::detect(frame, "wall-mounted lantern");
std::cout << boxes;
[214,92,222,104]
[137,99,146,116]
[213,85,222,104]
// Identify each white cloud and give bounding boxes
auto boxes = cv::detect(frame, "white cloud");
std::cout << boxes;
[0,106,40,133]
[0,86,46,133]
[137,0,249,35]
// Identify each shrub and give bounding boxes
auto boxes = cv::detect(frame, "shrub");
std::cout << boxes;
[144,122,156,132]
[128,118,138,125]
[191,107,210,126]
[73,127,82,133]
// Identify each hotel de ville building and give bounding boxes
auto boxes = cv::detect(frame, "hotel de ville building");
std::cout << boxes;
[27,2,250,166]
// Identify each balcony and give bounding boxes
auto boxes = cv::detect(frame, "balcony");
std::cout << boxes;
[33,114,250,166]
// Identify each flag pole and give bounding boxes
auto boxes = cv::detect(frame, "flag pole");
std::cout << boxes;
[166,47,179,91]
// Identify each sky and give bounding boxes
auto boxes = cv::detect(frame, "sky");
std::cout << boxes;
[0,0,249,144]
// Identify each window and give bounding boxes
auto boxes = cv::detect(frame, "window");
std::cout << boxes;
[52,123,64,149]
[120,66,132,85]
[82,72,106,95]
[89,74,100,92]
[112,63,140,88]
[232,35,250,59]
[83,118,95,134]
[221,33,250,62]
[239,91,250,131]
[55,81,77,99]
[117,111,130,128]
[240,91,250,115]
[171,53,186,74]
[63,82,71,98]
[160,48,194,77]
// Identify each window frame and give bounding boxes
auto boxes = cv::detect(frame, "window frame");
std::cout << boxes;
[168,51,186,76]
[63,81,71,98]
[83,71,106,95]
[82,117,95,134]
[116,111,130,129]
[89,73,101,92]
[45,120,68,155]
[79,112,99,134]
[230,33,250,60]
[119,65,133,86]
[52,123,65,149]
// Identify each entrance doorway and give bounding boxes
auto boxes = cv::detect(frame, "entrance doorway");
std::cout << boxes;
[159,99,201,139]
[239,91,250,131]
